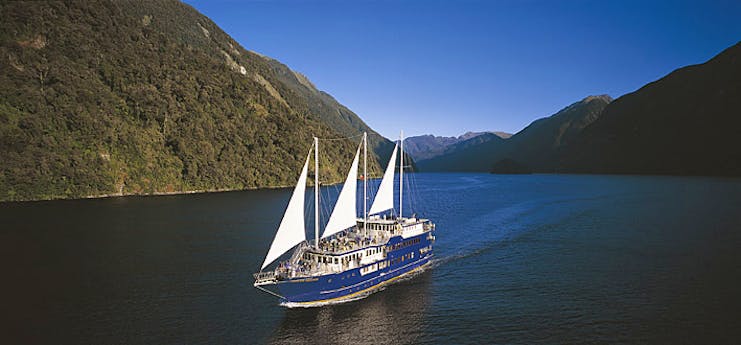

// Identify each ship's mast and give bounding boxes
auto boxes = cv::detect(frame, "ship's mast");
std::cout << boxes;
[363,132,367,234]
[314,136,319,249]
[399,130,403,219]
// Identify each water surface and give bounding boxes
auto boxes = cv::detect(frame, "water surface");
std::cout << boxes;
[3,173,741,344]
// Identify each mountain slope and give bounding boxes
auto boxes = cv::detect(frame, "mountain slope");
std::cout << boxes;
[501,95,612,171]
[561,42,741,175]
[263,57,398,167]
[0,0,389,201]
[417,96,611,172]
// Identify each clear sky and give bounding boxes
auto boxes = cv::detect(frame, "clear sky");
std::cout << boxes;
[184,0,741,139]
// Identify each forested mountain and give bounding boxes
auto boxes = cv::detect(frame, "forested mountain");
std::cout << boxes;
[0,0,395,201]
[560,42,741,175]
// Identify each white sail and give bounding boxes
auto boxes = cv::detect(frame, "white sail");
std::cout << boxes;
[369,143,397,215]
[322,145,361,239]
[261,151,311,270]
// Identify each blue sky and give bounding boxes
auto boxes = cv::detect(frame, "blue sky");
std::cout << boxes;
[185,0,741,139]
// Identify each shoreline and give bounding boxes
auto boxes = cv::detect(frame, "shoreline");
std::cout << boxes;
[1,176,384,204]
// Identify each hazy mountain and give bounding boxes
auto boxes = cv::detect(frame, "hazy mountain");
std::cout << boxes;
[405,131,510,161]
[0,0,394,201]
[416,133,508,171]
[417,96,611,172]
[560,42,741,176]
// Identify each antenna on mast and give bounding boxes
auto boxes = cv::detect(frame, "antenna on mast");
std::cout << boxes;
[314,136,319,249]
[363,132,367,235]
[399,130,403,219]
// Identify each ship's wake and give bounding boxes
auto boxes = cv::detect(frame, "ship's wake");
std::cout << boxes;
[431,194,604,269]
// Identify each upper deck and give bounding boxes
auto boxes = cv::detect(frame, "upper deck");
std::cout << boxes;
[257,216,434,282]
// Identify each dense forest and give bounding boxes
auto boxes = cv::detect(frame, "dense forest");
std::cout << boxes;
[0,1,396,202]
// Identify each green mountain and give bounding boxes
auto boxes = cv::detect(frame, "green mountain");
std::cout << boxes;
[417,96,611,172]
[0,0,395,202]
[561,42,741,176]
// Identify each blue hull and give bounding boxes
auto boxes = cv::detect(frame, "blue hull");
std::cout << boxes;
[272,231,433,305]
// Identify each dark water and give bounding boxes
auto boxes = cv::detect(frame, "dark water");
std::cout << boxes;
[3,173,741,344]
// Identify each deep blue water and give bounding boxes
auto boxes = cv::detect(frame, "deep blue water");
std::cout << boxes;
[3,173,741,344]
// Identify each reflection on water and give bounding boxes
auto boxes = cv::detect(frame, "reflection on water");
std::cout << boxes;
[269,271,432,345]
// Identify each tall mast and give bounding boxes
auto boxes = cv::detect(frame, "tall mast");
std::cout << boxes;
[363,132,367,233]
[314,136,319,249]
[399,130,403,219]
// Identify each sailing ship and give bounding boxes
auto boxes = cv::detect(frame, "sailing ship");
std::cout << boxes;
[253,132,436,306]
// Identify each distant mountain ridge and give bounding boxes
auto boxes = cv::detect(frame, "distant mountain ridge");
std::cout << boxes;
[405,131,511,161]
[417,95,611,172]
[416,132,509,171]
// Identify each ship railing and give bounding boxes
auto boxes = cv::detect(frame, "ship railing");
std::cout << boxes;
[253,271,276,284]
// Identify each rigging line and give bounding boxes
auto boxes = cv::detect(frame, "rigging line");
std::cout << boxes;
[367,178,379,211]
[320,187,330,228]
[413,172,422,214]
[414,174,422,214]
[407,169,418,217]
[404,170,412,217]
[409,170,421,216]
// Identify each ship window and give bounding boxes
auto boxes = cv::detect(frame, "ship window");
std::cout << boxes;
[334,258,338,264]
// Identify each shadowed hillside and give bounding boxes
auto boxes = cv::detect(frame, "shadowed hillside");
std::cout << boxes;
[417,96,610,172]
[561,42,741,176]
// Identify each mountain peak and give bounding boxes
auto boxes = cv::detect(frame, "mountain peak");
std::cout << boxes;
[581,94,613,104]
